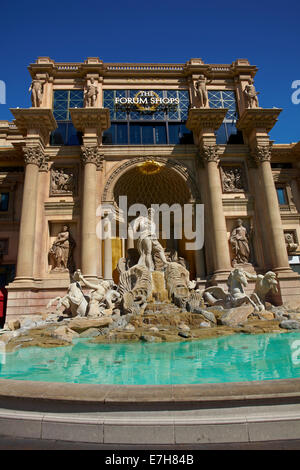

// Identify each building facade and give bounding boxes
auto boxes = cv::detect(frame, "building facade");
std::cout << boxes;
[0,56,300,321]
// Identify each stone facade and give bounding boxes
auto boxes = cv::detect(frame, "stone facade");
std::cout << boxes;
[0,56,300,320]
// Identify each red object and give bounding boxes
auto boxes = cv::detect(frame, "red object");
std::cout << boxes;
[0,287,7,322]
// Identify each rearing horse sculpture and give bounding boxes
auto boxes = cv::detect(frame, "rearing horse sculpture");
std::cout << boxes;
[203,268,267,312]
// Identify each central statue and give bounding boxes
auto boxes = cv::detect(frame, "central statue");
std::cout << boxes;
[131,208,168,271]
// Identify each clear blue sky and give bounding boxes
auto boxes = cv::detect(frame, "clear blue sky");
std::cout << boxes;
[0,0,299,143]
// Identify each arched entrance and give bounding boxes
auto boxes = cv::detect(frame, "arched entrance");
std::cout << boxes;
[102,158,203,282]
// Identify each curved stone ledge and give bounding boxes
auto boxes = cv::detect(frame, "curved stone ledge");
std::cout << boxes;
[1,378,300,407]
[1,379,300,445]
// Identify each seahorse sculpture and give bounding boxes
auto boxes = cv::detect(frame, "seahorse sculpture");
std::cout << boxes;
[118,264,152,315]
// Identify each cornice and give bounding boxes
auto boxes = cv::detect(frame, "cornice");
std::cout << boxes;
[28,57,258,81]
[237,108,282,133]
[186,108,228,133]
[70,108,110,132]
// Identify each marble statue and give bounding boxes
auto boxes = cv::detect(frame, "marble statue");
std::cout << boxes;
[118,264,152,315]
[203,267,259,310]
[29,79,44,107]
[203,267,278,312]
[84,77,98,107]
[230,219,250,266]
[251,271,278,306]
[131,208,168,271]
[194,75,209,108]
[48,225,76,272]
[165,261,196,308]
[47,279,88,317]
[75,269,120,317]
[244,78,259,109]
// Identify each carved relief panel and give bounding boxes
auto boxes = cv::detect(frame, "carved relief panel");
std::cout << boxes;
[220,164,247,193]
[50,166,78,196]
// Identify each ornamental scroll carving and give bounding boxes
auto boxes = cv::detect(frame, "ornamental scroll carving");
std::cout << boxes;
[251,144,272,165]
[220,166,247,193]
[199,144,219,165]
[23,146,48,171]
[81,146,104,170]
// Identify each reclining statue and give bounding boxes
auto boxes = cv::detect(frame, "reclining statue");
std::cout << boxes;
[47,277,88,317]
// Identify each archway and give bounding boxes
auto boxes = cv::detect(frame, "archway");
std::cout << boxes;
[102,158,203,282]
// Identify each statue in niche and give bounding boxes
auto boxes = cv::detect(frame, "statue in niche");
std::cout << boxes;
[229,219,251,266]
[84,77,98,107]
[244,78,259,108]
[50,168,75,195]
[131,208,168,271]
[29,79,44,107]
[49,225,76,272]
[194,75,210,108]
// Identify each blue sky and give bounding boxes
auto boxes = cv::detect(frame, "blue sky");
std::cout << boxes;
[0,0,299,143]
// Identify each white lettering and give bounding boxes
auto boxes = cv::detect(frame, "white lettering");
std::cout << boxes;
[291,80,300,104]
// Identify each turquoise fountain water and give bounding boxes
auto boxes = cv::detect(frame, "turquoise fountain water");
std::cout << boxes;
[1,332,300,385]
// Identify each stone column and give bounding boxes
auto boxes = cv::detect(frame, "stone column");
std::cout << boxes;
[80,146,104,279]
[201,144,232,277]
[237,108,300,305]
[71,107,110,280]
[15,146,43,280]
[252,144,290,272]
[9,108,57,282]
[186,108,231,283]
[103,236,113,281]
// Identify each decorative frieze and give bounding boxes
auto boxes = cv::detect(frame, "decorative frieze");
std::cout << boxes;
[81,146,104,170]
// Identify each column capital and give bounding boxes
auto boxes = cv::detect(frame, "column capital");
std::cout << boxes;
[250,143,273,165]
[81,145,104,170]
[22,144,49,171]
[236,108,282,134]
[10,108,57,147]
[198,143,220,166]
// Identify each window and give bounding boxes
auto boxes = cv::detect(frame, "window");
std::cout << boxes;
[0,193,9,211]
[276,186,288,205]
[208,90,243,145]
[50,90,84,146]
[102,89,193,145]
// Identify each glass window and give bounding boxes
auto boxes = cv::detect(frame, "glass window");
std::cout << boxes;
[130,124,141,145]
[168,123,193,144]
[142,125,154,145]
[276,187,288,205]
[154,124,167,145]
[208,90,242,145]
[51,90,84,145]
[0,193,9,211]
[102,89,193,145]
